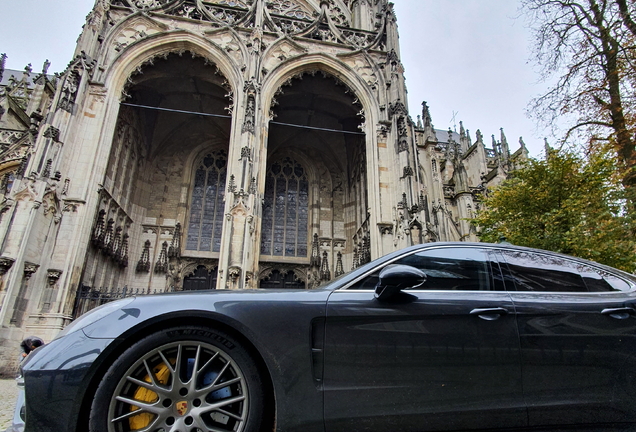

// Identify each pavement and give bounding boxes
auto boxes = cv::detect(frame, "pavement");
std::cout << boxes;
[0,379,19,431]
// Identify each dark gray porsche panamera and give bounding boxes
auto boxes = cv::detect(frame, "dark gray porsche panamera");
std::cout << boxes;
[17,242,636,432]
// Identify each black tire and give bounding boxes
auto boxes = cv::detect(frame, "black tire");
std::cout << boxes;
[89,325,264,432]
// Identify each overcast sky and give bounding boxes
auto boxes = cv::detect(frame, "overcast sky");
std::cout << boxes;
[0,0,548,156]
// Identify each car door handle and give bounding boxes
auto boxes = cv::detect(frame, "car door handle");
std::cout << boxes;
[601,307,635,319]
[470,307,508,321]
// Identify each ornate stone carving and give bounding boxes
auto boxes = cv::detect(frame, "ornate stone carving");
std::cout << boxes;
[41,159,52,178]
[62,179,70,195]
[43,126,60,142]
[248,177,257,195]
[63,199,83,212]
[117,234,130,268]
[58,71,80,113]
[245,271,253,284]
[320,251,331,281]
[240,146,251,160]
[228,266,241,283]
[0,257,15,276]
[227,174,237,193]
[168,222,181,258]
[23,262,39,280]
[136,240,151,273]
[389,100,408,119]
[47,269,63,286]
[310,233,320,267]
[334,252,344,278]
[378,223,393,235]
[242,95,256,133]
[377,121,391,138]
[154,241,168,273]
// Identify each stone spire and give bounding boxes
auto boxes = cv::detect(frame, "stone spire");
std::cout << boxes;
[519,136,527,150]
[0,53,6,81]
[476,129,484,146]
[500,128,509,159]
[41,59,51,75]
[422,101,433,129]
[544,137,551,156]
[459,121,470,152]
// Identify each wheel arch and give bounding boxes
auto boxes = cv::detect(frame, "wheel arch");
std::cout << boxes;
[75,311,276,432]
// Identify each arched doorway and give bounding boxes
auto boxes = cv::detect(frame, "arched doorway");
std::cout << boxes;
[259,71,368,288]
[183,265,218,291]
[83,52,233,292]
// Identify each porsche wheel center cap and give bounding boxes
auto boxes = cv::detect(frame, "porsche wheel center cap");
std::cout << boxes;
[176,400,189,416]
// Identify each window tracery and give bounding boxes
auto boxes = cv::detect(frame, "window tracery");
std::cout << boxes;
[266,0,313,20]
[186,150,228,253]
[260,157,309,258]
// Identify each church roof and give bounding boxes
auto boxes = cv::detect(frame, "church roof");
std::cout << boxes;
[0,69,35,87]
[434,129,461,144]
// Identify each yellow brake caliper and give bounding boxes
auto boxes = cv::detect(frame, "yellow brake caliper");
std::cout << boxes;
[129,361,172,430]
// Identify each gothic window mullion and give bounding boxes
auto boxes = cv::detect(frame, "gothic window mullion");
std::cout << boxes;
[196,168,206,251]
[283,176,289,256]
[186,151,228,253]
[199,168,212,251]
[260,157,308,259]
[269,176,277,256]
[286,177,297,257]
[274,175,286,256]
[295,177,300,256]
[213,167,226,253]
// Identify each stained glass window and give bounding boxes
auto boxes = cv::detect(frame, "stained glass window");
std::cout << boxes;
[186,150,227,252]
[260,157,309,257]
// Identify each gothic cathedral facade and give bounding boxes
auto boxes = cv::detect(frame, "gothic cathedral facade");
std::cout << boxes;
[0,0,527,373]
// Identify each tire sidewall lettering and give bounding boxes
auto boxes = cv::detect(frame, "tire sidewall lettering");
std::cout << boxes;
[166,328,236,349]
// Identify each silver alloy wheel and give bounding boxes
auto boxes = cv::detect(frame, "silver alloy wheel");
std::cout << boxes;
[107,341,248,432]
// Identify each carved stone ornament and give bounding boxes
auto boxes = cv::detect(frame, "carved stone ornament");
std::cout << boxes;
[136,240,151,273]
[0,257,15,276]
[58,71,80,113]
[43,126,60,142]
[228,266,241,283]
[320,251,331,281]
[154,241,169,274]
[240,146,251,160]
[119,0,172,10]
[23,262,39,280]
[168,223,181,258]
[334,252,344,278]
[242,95,256,134]
[245,271,253,284]
[47,269,63,285]
[378,223,393,235]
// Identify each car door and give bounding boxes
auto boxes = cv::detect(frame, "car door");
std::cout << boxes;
[498,249,636,426]
[323,246,526,432]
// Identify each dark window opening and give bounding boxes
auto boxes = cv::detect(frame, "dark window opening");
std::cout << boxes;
[183,265,218,291]
[186,150,227,253]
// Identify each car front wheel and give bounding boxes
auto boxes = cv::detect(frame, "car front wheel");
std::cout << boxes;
[89,326,264,432]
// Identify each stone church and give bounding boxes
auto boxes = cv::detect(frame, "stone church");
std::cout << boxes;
[0,0,527,372]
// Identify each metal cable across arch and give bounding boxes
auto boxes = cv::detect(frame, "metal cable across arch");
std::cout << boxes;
[120,102,366,135]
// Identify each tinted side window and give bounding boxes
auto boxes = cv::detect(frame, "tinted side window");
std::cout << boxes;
[395,248,495,291]
[500,250,592,292]
[347,247,497,291]
[594,271,632,292]
[581,269,616,292]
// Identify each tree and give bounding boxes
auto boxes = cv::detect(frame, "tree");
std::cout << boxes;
[473,146,636,272]
[523,0,636,200]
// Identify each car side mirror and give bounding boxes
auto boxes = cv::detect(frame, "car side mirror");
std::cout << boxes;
[375,265,427,301]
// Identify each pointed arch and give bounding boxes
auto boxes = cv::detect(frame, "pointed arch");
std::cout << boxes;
[260,156,310,258]
[185,149,228,253]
